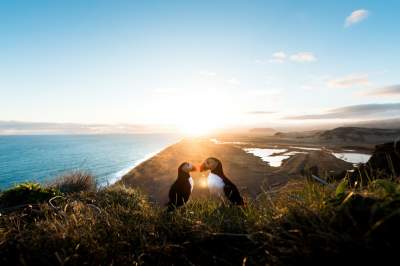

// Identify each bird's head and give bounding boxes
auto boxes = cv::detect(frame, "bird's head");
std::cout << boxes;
[199,157,222,173]
[178,162,197,175]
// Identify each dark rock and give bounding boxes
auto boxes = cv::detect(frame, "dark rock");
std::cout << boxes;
[338,141,400,184]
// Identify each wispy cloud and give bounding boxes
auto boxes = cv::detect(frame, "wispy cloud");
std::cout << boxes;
[263,51,317,63]
[367,84,400,96]
[327,74,370,88]
[285,103,400,120]
[289,52,317,63]
[345,9,369,27]
[268,51,287,63]
[273,51,286,59]
[0,121,159,135]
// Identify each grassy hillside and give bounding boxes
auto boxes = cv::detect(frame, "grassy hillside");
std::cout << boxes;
[1,173,400,265]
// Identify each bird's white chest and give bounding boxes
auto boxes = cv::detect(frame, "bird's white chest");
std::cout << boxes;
[189,176,194,192]
[207,173,225,195]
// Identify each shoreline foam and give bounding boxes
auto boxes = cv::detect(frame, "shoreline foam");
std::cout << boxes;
[105,138,184,186]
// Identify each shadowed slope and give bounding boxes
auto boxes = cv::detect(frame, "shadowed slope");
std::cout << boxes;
[279,151,353,176]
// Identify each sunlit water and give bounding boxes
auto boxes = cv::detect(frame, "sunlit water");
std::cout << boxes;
[0,134,180,189]
[332,152,371,164]
[245,147,371,167]
[283,151,307,156]
[244,148,289,167]
[290,146,322,151]
[212,138,372,168]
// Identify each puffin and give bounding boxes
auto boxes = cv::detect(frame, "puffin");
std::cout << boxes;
[166,162,196,211]
[200,157,244,205]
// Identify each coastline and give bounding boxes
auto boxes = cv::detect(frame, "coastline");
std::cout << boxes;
[0,134,182,190]
[106,138,184,186]
[117,136,362,204]
[118,138,287,203]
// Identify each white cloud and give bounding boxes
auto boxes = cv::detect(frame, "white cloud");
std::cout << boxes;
[345,9,369,27]
[285,103,400,120]
[367,84,400,96]
[258,51,317,64]
[272,51,287,59]
[268,51,287,63]
[327,74,370,88]
[268,59,285,63]
[289,52,317,62]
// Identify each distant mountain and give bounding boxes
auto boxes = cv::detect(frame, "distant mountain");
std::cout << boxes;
[249,128,277,135]
[275,126,400,144]
[274,130,323,138]
[346,118,400,129]
[317,127,400,143]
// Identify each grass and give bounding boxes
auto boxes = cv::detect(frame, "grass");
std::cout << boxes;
[0,182,61,209]
[51,171,97,194]
[1,173,400,265]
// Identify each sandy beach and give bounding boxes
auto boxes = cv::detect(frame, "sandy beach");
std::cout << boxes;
[118,138,290,203]
[118,136,359,204]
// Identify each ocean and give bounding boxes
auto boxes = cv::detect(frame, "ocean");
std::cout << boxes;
[0,134,180,189]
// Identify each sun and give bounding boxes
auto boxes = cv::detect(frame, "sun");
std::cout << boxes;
[177,108,225,136]
[148,89,233,136]
[180,122,215,136]
[173,99,222,136]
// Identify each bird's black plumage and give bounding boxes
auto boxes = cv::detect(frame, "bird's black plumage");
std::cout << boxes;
[167,162,193,211]
[209,157,244,205]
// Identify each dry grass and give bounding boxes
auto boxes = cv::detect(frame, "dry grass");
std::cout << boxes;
[1,175,400,265]
[51,171,97,194]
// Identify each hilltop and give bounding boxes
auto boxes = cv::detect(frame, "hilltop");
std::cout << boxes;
[317,127,400,143]
[272,127,400,145]
[248,127,278,135]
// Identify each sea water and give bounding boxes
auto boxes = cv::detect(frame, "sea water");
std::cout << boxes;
[0,134,180,189]
[244,148,289,167]
[332,152,371,164]
[245,147,371,167]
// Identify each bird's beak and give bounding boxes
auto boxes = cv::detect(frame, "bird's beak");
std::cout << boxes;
[199,162,208,172]
[190,164,197,172]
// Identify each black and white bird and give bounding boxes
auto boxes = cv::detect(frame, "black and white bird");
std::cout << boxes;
[200,157,244,205]
[166,162,196,211]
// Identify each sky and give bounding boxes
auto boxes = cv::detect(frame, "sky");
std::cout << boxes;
[0,0,399,134]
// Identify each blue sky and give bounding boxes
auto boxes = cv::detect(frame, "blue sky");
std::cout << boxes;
[0,0,399,133]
